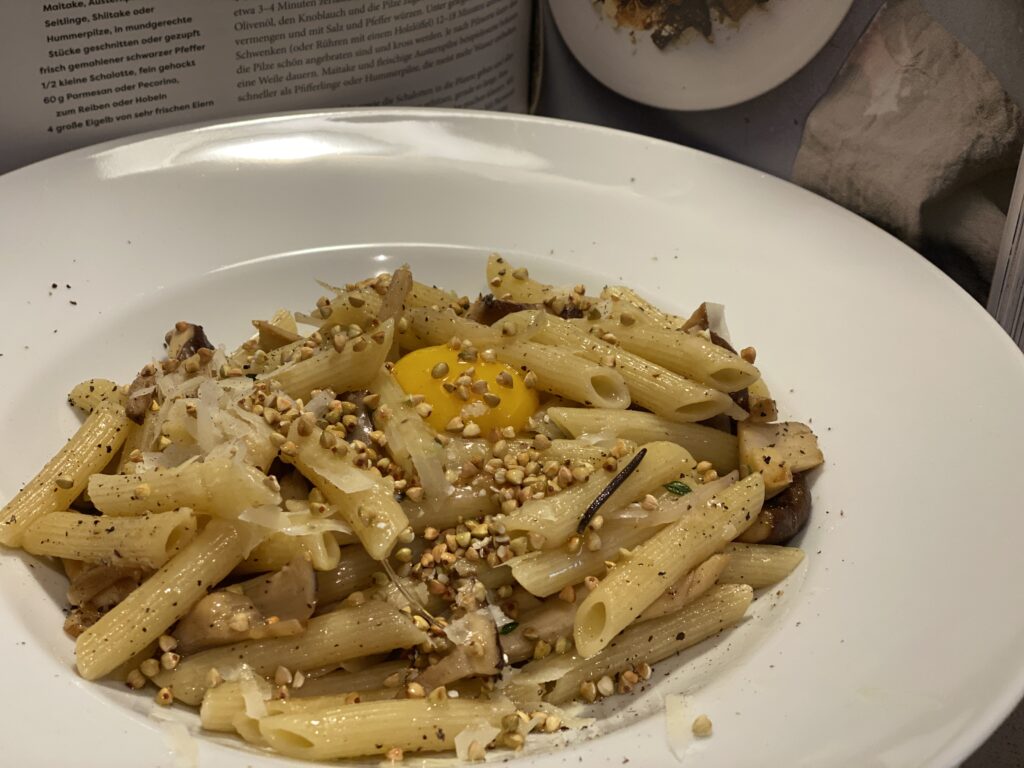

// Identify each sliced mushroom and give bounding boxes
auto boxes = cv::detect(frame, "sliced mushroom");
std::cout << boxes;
[165,322,214,360]
[466,293,585,326]
[174,557,312,654]
[125,367,158,425]
[238,555,316,623]
[738,473,811,545]
[466,294,529,325]
[414,609,500,691]
[67,563,149,607]
[738,420,824,498]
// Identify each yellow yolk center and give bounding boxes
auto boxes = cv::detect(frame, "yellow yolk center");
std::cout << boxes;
[392,345,538,434]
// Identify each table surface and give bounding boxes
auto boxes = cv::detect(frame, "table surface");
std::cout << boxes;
[536,1,1024,765]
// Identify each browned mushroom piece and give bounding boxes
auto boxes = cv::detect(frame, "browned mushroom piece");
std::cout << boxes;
[738,473,811,545]
[465,293,587,326]
[165,322,214,360]
[465,294,529,325]
[124,367,158,425]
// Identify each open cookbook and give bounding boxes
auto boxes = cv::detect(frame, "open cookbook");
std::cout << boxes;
[0,0,832,172]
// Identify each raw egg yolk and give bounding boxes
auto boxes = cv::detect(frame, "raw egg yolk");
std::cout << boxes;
[392,345,538,434]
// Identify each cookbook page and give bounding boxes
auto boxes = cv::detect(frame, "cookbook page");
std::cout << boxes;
[0,0,532,172]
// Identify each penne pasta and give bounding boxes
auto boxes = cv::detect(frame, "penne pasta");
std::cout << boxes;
[257,697,514,761]
[718,542,805,588]
[0,400,130,547]
[578,320,759,393]
[504,441,694,546]
[153,601,427,705]
[263,319,394,402]
[286,423,407,560]
[547,406,739,473]
[2,259,823,763]
[75,518,248,680]
[573,474,764,657]
[534,316,739,422]
[88,454,280,518]
[546,584,753,703]
[495,340,630,410]
[22,509,197,569]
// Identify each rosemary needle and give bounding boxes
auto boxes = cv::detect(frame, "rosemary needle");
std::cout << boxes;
[576,447,647,535]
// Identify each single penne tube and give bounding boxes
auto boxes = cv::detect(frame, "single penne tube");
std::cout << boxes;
[286,424,407,560]
[66,378,125,413]
[0,400,130,547]
[507,520,658,597]
[75,518,247,680]
[257,697,514,761]
[575,320,759,393]
[485,254,584,316]
[718,542,805,588]
[403,488,500,533]
[370,370,450,504]
[21,508,197,569]
[206,673,400,731]
[545,584,753,703]
[405,280,466,313]
[309,292,382,335]
[547,407,738,473]
[154,601,427,705]
[500,595,578,663]
[290,659,411,699]
[600,285,682,330]
[534,317,737,422]
[314,544,380,605]
[505,476,734,597]
[637,553,730,622]
[262,319,393,402]
[400,306,501,350]
[541,439,614,465]
[573,474,764,658]
[494,340,630,410]
[504,441,694,546]
[88,454,280,518]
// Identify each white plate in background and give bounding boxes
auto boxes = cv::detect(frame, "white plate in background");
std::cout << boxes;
[0,109,1022,767]
[549,0,853,110]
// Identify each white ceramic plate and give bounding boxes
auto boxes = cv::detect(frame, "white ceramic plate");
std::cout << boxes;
[549,0,853,110]
[1,109,1022,768]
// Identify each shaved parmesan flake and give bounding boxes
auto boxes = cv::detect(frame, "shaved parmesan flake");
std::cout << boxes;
[443,609,490,645]
[281,518,352,537]
[664,693,691,761]
[238,505,291,530]
[454,722,500,761]
[301,450,376,494]
[195,379,223,454]
[149,708,199,768]
[240,672,270,720]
